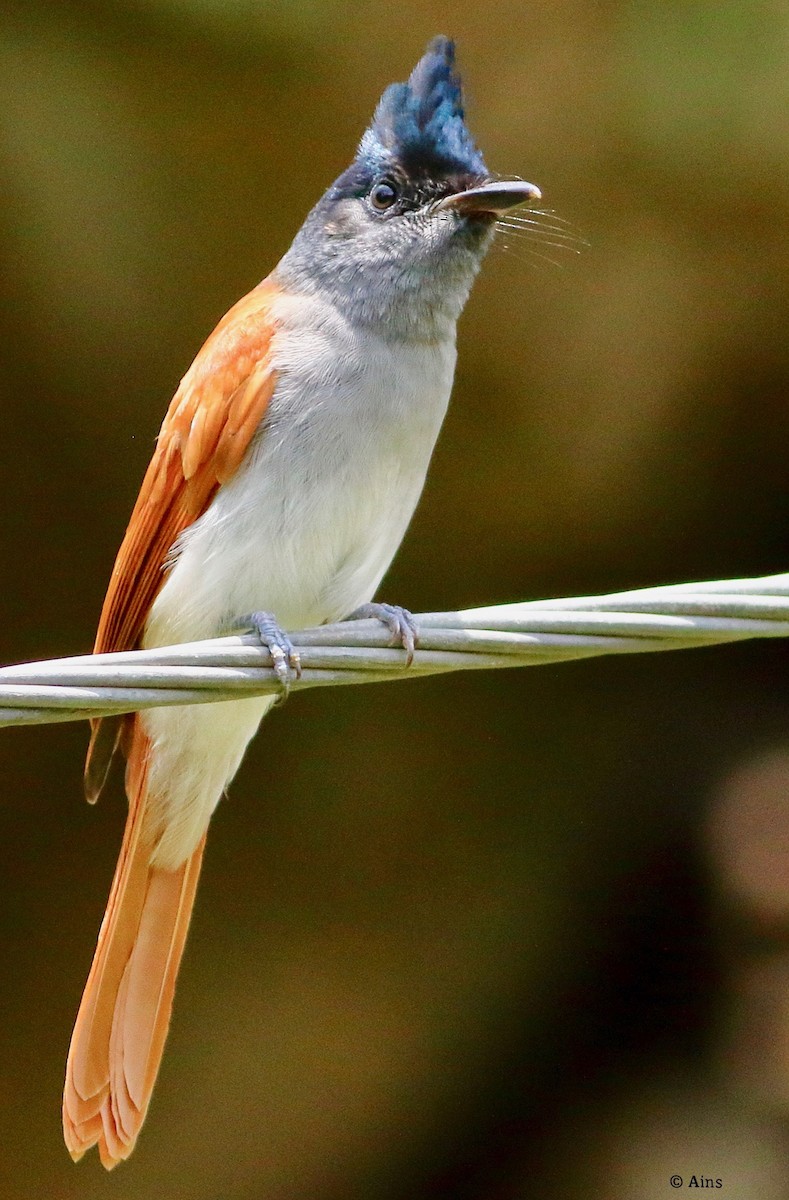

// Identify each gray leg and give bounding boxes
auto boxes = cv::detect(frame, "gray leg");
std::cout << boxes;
[344,602,419,666]
[238,611,302,700]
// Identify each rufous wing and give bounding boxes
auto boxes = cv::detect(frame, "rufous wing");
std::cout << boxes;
[84,278,281,801]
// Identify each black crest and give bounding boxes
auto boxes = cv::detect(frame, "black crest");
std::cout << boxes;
[360,37,487,179]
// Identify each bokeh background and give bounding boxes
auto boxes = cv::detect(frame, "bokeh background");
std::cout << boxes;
[2,2,789,1196]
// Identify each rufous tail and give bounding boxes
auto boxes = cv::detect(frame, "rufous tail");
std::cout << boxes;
[63,720,205,1169]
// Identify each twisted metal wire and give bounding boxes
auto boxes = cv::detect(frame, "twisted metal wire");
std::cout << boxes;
[3,572,789,727]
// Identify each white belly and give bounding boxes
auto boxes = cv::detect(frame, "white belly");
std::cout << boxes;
[142,293,457,867]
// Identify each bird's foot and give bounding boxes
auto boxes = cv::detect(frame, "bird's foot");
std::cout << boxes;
[345,602,418,666]
[240,611,302,701]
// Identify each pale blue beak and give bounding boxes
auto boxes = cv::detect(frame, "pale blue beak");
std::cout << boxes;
[434,178,542,215]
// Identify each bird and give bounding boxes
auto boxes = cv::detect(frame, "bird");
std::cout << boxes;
[62,35,541,1168]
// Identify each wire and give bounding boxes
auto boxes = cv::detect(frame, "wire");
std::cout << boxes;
[3,571,789,727]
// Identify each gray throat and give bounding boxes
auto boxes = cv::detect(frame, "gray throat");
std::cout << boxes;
[276,211,495,344]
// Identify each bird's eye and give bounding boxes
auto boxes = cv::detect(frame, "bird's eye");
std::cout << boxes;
[369,180,399,211]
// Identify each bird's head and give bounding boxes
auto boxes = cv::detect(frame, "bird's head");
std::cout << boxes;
[279,37,541,337]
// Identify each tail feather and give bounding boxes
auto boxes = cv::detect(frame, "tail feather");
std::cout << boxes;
[64,721,205,1168]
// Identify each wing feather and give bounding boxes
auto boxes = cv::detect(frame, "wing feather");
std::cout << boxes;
[84,279,281,801]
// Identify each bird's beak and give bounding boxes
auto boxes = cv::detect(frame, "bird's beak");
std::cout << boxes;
[434,179,542,216]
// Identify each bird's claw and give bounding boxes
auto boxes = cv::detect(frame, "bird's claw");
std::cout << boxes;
[242,611,302,701]
[345,602,419,666]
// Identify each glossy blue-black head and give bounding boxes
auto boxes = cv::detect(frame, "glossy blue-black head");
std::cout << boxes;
[326,35,538,214]
[360,35,487,181]
[279,37,541,336]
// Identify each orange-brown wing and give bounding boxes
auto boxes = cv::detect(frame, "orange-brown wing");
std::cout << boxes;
[85,278,281,799]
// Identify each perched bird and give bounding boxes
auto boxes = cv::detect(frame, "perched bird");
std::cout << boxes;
[63,35,541,1167]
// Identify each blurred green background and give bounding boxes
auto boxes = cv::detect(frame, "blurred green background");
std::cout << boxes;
[2,1,789,1197]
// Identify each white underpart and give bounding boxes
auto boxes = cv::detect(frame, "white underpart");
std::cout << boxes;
[142,289,457,868]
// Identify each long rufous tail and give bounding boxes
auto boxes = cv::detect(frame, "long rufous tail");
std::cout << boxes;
[63,721,205,1168]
